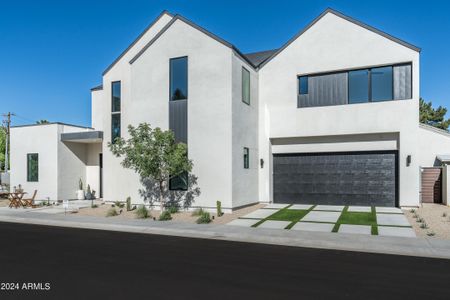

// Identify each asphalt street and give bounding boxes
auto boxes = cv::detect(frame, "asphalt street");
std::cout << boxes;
[0,221,449,299]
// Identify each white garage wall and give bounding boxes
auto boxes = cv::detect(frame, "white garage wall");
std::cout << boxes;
[258,12,420,206]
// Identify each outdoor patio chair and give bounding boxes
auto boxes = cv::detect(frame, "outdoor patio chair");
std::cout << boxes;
[21,190,37,208]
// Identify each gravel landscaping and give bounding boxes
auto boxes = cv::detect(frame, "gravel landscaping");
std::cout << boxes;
[74,201,264,225]
[404,204,450,239]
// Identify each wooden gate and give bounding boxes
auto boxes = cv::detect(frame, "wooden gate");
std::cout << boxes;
[421,167,442,203]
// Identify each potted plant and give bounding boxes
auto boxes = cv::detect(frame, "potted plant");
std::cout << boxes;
[76,178,85,200]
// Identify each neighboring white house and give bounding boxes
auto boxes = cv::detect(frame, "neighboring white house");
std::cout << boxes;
[10,8,450,210]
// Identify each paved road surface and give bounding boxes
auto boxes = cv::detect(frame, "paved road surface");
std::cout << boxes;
[0,222,449,299]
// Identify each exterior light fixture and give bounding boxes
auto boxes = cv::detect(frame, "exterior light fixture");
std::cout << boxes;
[260,158,264,168]
[407,155,411,166]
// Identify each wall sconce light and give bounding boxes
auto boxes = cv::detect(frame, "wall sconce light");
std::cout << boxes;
[260,158,264,169]
[407,155,412,167]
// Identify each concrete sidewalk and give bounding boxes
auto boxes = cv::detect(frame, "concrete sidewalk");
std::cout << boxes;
[0,208,449,260]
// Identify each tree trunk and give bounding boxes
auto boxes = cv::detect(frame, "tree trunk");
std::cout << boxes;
[159,180,164,211]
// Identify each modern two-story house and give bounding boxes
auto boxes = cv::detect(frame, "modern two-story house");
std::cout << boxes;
[10,8,450,211]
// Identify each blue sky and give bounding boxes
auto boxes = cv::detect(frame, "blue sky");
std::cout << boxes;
[1,0,449,127]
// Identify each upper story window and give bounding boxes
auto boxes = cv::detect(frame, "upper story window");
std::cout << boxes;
[298,63,411,108]
[242,67,250,105]
[348,70,369,104]
[299,76,308,95]
[27,153,38,182]
[371,66,393,102]
[111,81,121,143]
[170,57,188,101]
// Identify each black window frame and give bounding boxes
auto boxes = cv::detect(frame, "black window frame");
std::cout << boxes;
[169,171,188,191]
[111,81,121,143]
[296,62,412,107]
[243,147,249,169]
[27,153,39,182]
[242,67,251,105]
[169,56,188,102]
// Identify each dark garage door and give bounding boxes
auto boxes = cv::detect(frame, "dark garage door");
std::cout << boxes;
[273,151,398,207]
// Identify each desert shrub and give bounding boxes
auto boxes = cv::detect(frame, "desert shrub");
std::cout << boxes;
[159,210,172,221]
[196,211,211,224]
[420,222,428,229]
[91,204,98,209]
[114,201,125,208]
[135,205,150,219]
[427,231,436,236]
[417,217,424,223]
[191,208,204,217]
[167,206,179,214]
[409,208,416,213]
[106,208,118,217]
[442,212,447,218]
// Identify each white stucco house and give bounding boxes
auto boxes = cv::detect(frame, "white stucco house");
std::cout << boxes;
[10,8,450,211]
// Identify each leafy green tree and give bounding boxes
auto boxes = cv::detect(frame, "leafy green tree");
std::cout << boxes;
[36,119,50,124]
[108,123,196,209]
[0,127,5,170]
[420,98,450,130]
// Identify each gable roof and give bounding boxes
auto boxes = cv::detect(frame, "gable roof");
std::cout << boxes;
[244,49,278,67]
[102,10,174,76]
[100,7,420,78]
[258,8,421,69]
[128,14,257,69]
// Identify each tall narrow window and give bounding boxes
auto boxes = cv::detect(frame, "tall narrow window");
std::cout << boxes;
[111,81,121,142]
[371,66,393,101]
[27,153,38,182]
[243,147,249,169]
[299,76,308,95]
[242,67,250,105]
[348,69,369,104]
[170,57,188,101]
[169,57,188,191]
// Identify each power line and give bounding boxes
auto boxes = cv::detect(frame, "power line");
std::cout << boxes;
[2,112,16,171]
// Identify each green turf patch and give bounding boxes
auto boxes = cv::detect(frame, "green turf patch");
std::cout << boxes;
[267,209,309,222]
[332,206,378,234]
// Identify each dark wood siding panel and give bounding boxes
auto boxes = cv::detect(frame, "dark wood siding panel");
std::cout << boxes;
[421,168,442,203]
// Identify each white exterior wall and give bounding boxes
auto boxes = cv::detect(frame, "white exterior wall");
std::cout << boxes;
[258,12,420,206]
[10,125,59,200]
[91,89,104,131]
[102,18,235,209]
[231,54,259,208]
[10,124,97,201]
[417,125,450,167]
[97,13,173,205]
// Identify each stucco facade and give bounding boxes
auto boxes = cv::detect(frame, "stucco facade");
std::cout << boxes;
[10,9,450,209]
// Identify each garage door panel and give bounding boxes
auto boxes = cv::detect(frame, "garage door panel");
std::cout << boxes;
[273,151,397,207]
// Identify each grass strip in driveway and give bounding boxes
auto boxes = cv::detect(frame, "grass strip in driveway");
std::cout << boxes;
[252,205,315,229]
[332,206,378,235]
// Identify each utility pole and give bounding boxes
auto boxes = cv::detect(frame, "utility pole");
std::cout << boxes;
[2,112,15,172]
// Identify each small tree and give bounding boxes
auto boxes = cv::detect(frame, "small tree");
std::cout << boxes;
[420,98,450,131]
[36,119,50,124]
[109,123,195,210]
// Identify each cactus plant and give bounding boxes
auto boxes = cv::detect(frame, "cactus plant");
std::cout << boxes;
[216,200,223,217]
[126,197,132,211]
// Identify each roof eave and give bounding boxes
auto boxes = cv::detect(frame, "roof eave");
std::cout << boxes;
[258,8,421,70]
[102,10,174,76]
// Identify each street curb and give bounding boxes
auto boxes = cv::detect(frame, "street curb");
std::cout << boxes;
[1,214,450,260]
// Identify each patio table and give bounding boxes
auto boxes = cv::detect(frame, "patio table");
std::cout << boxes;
[8,192,27,208]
